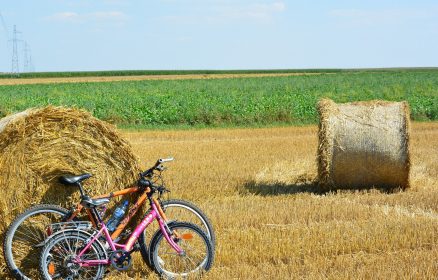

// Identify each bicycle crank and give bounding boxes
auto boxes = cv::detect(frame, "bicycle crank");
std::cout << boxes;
[109,250,132,271]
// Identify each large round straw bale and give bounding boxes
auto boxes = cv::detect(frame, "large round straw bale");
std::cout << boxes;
[317,99,410,190]
[0,106,140,233]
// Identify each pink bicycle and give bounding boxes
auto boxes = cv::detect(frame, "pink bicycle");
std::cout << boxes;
[38,173,214,279]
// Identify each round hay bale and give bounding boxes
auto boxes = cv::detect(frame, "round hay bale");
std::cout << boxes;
[317,99,410,190]
[0,106,141,233]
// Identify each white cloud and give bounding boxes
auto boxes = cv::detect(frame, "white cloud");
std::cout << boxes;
[62,0,129,7]
[46,11,128,24]
[223,2,286,21]
[48,12,80,22]
[162,1,286,24]
[103,0,128,4]
[91,11,127,21]
[329,8,438,26]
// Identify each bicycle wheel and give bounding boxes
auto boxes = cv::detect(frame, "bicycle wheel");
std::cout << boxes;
[149,222,214,279]
[3,204,69,280]
[40,230,107,280]
[138,199,215,268]
[162,199,215,247]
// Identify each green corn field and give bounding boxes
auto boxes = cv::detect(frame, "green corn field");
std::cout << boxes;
[0,70,437,128]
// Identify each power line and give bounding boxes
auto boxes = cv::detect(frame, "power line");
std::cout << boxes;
[29,49,34,72]
[1,13,35,73]
[10,25,22,75]
[0,11,11,73]
[0,11,9,39]
[23,41,29,72]
[23,41,34,72]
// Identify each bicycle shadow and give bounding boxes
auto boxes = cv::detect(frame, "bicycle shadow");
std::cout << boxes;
[39,170,78,206]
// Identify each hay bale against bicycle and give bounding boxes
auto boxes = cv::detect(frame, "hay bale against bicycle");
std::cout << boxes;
[317,99,410,190]
[0,106,141,235]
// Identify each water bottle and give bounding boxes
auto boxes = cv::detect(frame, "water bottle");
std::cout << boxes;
[106,200,129,232]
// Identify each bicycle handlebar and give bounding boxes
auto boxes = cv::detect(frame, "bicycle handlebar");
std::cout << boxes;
[138,176,168,194]
[140,157,174,177]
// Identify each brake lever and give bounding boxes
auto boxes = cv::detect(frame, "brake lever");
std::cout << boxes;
[158,186,170,196]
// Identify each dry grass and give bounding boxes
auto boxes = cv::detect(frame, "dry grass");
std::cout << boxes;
[0,73,323,86]
[2,123,437,279]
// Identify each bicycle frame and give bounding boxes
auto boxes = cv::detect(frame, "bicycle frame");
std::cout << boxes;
[64,159,175,241]
[66,186,152,240]
[73,197,183,267]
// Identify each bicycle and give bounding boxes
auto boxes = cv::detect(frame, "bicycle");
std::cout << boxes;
[3,158,215,279]
[39,169,214,279]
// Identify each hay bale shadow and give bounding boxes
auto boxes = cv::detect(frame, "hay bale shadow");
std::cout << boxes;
[39,183,78,207]
[240,180,404,196]
[240,180,325,196]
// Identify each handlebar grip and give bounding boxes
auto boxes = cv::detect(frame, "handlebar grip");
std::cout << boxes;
[159,157,174,163]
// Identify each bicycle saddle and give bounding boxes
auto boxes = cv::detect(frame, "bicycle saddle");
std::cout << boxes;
[59,173,92,185]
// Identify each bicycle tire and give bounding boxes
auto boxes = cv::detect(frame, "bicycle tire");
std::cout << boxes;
[138,199,215,268]
[148,222,214,278]
[39,229,107,280]
[3,204,69,280]
[161,199,215,246]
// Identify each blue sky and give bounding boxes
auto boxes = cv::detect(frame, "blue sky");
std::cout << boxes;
[0,0,437,72]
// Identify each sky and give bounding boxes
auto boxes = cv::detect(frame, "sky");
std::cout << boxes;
[0,0,437,72]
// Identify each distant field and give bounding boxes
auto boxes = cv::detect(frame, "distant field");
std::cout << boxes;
[0,67,436,79]
[0,70,437,127]
[0,72,323,86]
[0,69,341,79]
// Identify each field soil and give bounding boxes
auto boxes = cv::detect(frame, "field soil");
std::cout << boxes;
[106,122,437,279]
[0,72,322,85]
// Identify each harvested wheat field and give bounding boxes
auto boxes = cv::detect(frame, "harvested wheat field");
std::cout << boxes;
[0,72,322,86]
[1,122,437,279]
[102,122,438,279]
